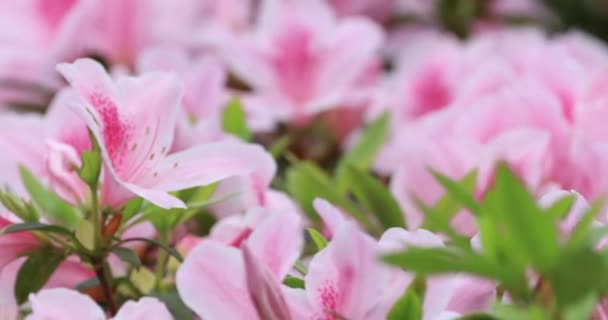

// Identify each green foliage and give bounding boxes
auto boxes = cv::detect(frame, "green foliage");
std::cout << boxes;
[19,166,81,228]
[119,237,183,262]
[307,228,328,251]
[341,165,406,229]
[222,97,252,141]
[75,219,95,251]
[111,247,142,270]
[77,150,101,189]
[335,112,389,190]
[283,276,306,289]
[15,248,66,304]
[387,288,422,320]
[383,162,608,317]
[0,189,38,222]
[1,222,72,236]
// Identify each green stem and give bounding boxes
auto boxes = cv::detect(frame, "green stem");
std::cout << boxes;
[154,231,171,292]
[90,189,102,252]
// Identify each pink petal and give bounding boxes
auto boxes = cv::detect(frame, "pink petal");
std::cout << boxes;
[114,297,173,320]
[247,210,303,279]
[306,222,384,319]
[0,218,39,269]
[176,241,257,320]
[27,288,105,320]
[243,245,292,320]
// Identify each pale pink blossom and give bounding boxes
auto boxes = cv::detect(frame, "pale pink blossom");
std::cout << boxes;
[57,58,275,209]
[223,0,384,131]
[26,288,172,320]
[176,208,303,320]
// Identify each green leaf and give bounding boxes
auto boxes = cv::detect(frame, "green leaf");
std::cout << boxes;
[413,196,471,249]
[283,276,305,289]
[122,197,144,223]
[457,314,500,320]
[0,190,38,222]
[563,293,598,320]
[77,150,101,188]
[269,136,291,159]
[430,169,481,216]
[20,166,81,228]
[549,246,606,307]
[119,237,183,262]
[112,247,142,270]
[75,278,100,292]
[545,194,576,221]
[387,288,422,320]
[335,112,390,190]
[75,219,95,251]
[286,162,372,230]
[152,290,195,320]
[222,97,251,141]
[307,228,328,251]
[481,163,558,272]
[342,165,406,229]
[383,246,529,299]
[568,199,605,248]
[1,222,72,236]
[15,248,65,304]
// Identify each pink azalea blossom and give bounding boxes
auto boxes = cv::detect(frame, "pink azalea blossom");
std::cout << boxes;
[57,58,275,209]
[223,0,384,131]
[26,288,172,320]
[176,208,303,320]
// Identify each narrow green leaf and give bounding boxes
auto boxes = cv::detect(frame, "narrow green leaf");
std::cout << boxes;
[75,278,100,292]
[286,162,372,230]
[307,228,328,251]
[342,165,406,229]
[119,237,183,262]
[549,246,606,307]
[112,247,142,270]
[269,136,291,159]
[283,276,305,289]
[15,248,65,304]
[0,190,38,222]
[568,199,605,248]
[152,290,195,320]
[413,196,471,249]
[335,112,390,190]
[77,150,101,188]
[545,194,576,221]
[482,163,558,272]
[387,288,422,320]
[122,197,144,223]
[19,166,81,228]
[222,97,251,141]
[1,222,71,236]
[430,169,481,215]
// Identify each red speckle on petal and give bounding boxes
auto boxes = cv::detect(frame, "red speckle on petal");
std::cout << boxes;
[317,282,339,320]
[89,92,132,172]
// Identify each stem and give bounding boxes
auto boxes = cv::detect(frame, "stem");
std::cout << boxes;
[90,190,102,252]
[93,258,118,315]
[154,231,170,292]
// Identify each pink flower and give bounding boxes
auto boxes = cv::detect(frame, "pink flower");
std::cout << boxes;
[136,47,231,151]
[26,288,172,320]
[223,0,384,131]
[176,209,303,320]
[0,0,97,107]
[328,0,398,21]
[57,58,275,209]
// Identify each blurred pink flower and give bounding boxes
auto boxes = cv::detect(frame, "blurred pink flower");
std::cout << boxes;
[223,0,384,131]
[176,209,303,320]
[26,288,172,320]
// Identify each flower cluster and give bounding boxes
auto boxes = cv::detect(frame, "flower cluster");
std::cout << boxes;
[2,0,608,319]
